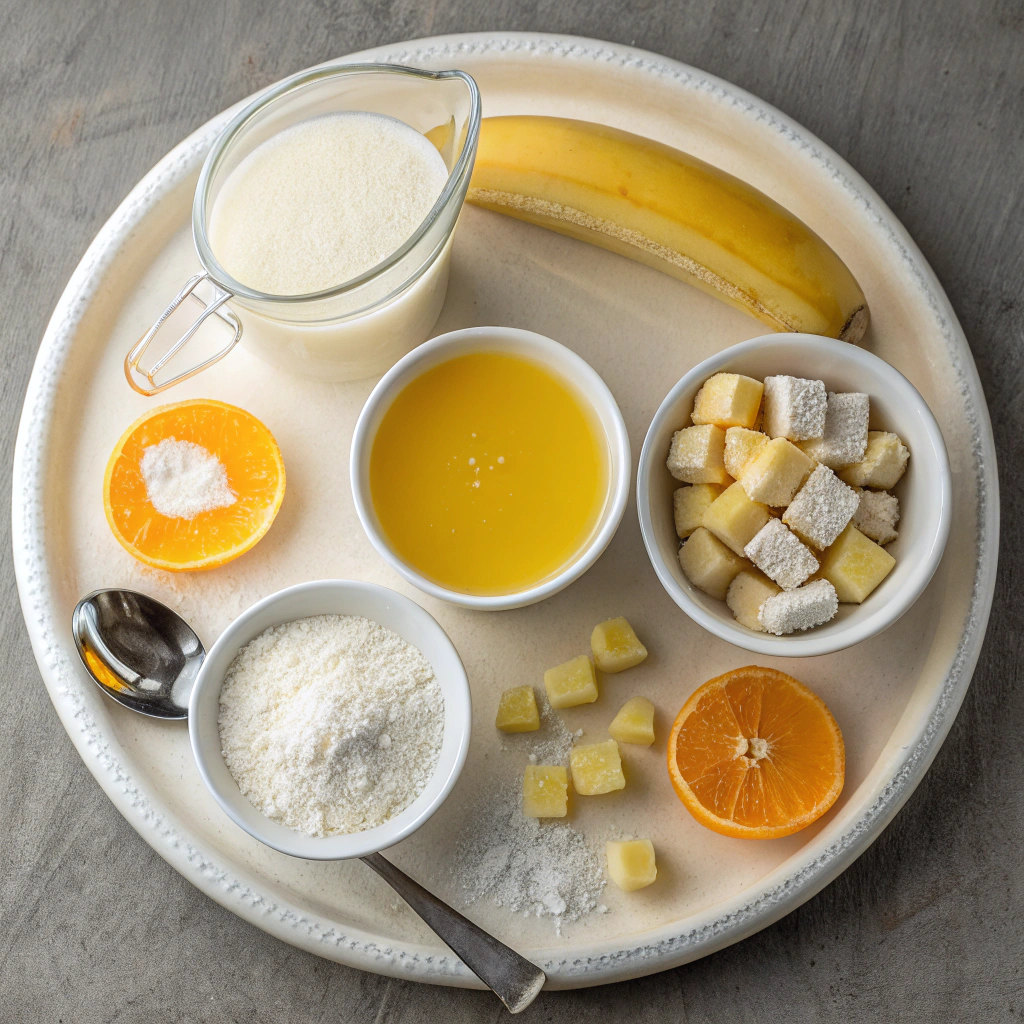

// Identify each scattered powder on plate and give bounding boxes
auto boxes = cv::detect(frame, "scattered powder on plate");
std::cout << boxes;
[140,437,236,519]
[218,614,444,837]
[459,695,605,934]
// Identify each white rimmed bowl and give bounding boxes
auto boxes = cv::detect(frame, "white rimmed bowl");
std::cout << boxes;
[350,326,631,611]
[637,334,952,657]
[188,579,471,860]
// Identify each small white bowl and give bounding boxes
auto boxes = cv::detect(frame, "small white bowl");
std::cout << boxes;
[637,334,952,657]
[188,579,471,860]
[350,326,631,611]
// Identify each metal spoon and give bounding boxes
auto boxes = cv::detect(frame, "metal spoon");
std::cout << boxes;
[72,588,546,1013]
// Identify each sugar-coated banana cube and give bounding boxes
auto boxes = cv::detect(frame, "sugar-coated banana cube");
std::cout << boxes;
[702,481,772,556]
[543,655,598,709]
[666,425,730,484]
[763,375,827,441]
[570,739,626,795]
[758,579,839,634]
[606,839,658,892]
[724,427,769,479]
[819,525,896,603]
[523,765,569,818]
[839,431,909,489]
[744,519,819,590]
[677,527,747,601]
[798,392,869,469]
[608,696,656,746]
[691,373,764,429]
[591,617,648,674]
[851,488,899,545]
[739,437,815,507]
[726,570,782,631]
[782,465,860,550]
[495,685,540,732]
[673,483,725,539]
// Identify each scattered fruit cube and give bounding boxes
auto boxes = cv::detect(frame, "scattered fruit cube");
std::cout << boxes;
[606,839,658,892]
[724,427,769,478]
[852,488,899,545]
[591,617,648,674]
[839,431,909,489]
[819,524,896,603]
[744,519,819,590]
[726,570,782,631]
[673,483,725,538]
[702,481,772,556]
[763,375,827,441]
[798,392,869,469]
[570,739,626,795]
[495,685,540,733]
[608,696,656,746]
[691,373,764,429]
[544,655,598,708]
[666,424,730,484]
[782,465,860,550]
[523,765,569,818]
[758,579,839,635]
[678,526,747,600]
[739,436,815,506]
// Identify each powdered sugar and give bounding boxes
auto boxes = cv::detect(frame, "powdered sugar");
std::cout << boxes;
[218,614,443,837]
[140,437,236,519]
[454,781,606,934]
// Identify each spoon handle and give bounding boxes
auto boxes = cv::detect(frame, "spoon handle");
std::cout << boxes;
[361,853,546,1013]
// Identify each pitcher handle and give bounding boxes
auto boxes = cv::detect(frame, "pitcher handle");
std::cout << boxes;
[124,272,241,396]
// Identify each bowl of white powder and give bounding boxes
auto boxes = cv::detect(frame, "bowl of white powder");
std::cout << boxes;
[188,579,470,860]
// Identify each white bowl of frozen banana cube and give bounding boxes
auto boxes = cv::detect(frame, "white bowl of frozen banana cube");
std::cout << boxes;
[637,334,951,656]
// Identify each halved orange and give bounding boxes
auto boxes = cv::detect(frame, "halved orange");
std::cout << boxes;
[103,399,285,571]
[667,666,844,839]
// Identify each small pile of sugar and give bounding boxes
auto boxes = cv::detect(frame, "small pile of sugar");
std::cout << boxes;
[454,782,606,934]
[218,615,444,837]
[140,437,236,519]
[458,695,604,933]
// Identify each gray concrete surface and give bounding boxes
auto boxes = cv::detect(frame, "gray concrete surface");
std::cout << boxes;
[1,1,1021,1021]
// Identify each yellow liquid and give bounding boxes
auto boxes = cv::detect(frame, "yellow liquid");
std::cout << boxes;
[370,351,607,595]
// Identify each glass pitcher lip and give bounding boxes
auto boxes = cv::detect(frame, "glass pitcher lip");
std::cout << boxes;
[192,62,481,305]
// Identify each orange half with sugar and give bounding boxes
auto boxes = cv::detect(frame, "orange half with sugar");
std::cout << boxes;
[103,399,285,571]
[667,666,844,839]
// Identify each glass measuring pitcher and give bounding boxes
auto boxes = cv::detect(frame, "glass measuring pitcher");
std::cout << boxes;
[125,63,481,395]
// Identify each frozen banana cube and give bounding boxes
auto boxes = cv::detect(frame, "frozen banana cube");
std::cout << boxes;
[522,765,569,818]
[691,373,764,429]
[758,579,839,635]
[726,570,782,631]
[606,839,658,892]
[673,483,725,539]
[739,437,815,507]
[678,527,747,601]
[782,465,860,550]
[724,427,769,479]
[798,392,869,469]
[819,525,896,603]
[702,481,772,556]
[763,375,827,441]
[495,685,540,733]
[608,696,656,746]
[839,431,910,489]
[852,488,900,545]
[570,739,626,795]
[591,617,648,674]
[666,425,730,484]
[544,655,598,709]
[744,519,819,590]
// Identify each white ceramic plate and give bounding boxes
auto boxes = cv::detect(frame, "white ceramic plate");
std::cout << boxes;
[12,33,998,990]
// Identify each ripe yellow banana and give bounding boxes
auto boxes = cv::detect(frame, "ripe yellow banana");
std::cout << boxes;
[466,116,868,343]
